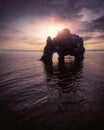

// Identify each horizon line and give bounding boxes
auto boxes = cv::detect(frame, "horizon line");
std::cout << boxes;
[0,49,104,52]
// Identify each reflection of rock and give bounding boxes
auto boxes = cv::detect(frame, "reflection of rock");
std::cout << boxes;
[40,28,85,62]
[43,60,83,93]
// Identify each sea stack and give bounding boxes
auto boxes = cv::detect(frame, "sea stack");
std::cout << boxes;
[40,28,85,62]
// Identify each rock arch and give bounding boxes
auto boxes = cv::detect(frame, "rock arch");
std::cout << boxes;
[40,28,85,62]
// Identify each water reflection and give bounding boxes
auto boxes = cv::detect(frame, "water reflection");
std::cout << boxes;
[43,59,83,94]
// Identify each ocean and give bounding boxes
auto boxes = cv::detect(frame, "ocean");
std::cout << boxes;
[0,50,104,130]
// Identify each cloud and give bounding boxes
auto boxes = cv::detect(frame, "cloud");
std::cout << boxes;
[0,0,104,50]
[90,16,104,32]
[77,15,104,41]
[83,36,93,41]
[0,22,22,34]
[0,0,103,21]
[94,34,104,39]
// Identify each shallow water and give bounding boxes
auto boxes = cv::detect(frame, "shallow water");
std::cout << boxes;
[0,50,104,130]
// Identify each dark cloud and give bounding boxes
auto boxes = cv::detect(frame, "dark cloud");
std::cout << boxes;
[81,16,104,33]
[95,34,104,39]
[83,36,92,41]
[0,0,104,20]
[0,0,104,29]
[83,34,104,42]
[90,16,104,32]
[0,35,11,43]
[0,22,22,33]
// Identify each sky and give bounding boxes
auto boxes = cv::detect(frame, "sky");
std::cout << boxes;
[0,0,104,50]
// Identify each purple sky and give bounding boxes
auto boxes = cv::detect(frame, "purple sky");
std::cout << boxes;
[0,0,104,50]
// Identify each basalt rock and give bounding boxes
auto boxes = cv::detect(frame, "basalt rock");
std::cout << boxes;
[40,28,85,62]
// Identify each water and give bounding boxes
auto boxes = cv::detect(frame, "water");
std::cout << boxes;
[0,50,104,130]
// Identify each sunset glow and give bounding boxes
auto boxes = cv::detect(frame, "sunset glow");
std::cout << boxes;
[41,25,64,38]
[0,1,104,51]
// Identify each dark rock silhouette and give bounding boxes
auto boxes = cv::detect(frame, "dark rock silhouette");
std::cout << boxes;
[40,28,85,62]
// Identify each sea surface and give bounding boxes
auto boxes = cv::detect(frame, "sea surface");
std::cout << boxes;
[0,50,104,130]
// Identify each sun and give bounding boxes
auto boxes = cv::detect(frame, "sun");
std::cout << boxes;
[37,23,65,40]
[46,25,64,37]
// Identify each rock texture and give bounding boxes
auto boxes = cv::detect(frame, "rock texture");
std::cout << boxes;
[40,28,85,62]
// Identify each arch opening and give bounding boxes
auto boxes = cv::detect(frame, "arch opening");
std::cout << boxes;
[52,52,58,63]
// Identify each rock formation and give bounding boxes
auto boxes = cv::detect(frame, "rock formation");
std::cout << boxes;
[40,28,85,62]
